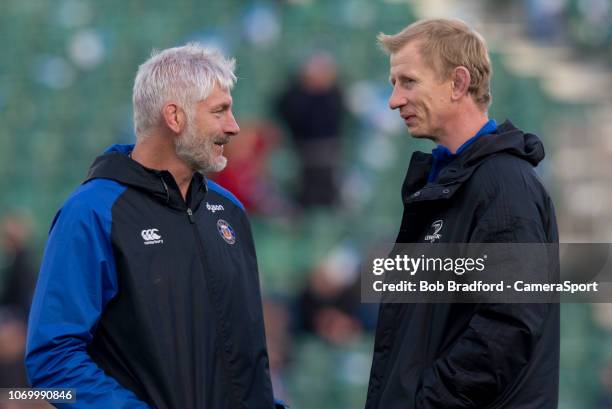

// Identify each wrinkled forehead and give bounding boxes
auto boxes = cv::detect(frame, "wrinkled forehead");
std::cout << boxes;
[389,40,445,82]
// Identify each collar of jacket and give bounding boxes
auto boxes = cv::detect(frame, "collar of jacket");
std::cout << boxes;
[84,144,209,211]
[402,119,545,205]
[427,118,498,182]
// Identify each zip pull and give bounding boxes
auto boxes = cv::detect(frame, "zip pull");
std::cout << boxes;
[160,177,170,203]
[186,208,195,224]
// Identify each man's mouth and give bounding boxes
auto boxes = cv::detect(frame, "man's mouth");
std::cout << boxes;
[214,137,230,147]
[401,114,417,125]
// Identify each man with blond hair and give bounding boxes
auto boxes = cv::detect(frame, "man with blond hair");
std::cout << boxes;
[365,19,559,408]
[26,44,283,409]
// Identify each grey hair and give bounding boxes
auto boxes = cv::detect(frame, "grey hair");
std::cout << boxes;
[132,43,237,136]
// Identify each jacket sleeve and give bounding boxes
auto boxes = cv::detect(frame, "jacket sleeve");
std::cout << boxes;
[25,189,150,409]
[415,172,556,408]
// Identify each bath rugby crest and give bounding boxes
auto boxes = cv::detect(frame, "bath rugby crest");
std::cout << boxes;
[217,219,236,244]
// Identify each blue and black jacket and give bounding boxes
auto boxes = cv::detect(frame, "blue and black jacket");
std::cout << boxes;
[26,145,276,409]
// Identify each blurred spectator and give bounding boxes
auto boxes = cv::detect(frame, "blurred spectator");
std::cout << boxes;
[592,303,612,331]
[0,313,29,388]
[597,359,612,409]
[212,120,291,215]
[276,52,346,208]
[1,214,36,318]
[0,214,36,389]
[524,0,567,43]
[296,246,364,346]
[263,298,292,402]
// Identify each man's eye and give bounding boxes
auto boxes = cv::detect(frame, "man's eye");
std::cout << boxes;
[213,106,229,115]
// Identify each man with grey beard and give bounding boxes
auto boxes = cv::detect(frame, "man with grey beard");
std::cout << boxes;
[26,43,284,409]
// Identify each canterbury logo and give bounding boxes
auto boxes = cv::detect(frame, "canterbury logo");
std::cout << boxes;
[141,228,163,245]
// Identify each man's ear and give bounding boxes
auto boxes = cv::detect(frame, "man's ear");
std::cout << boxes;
[451,66,471,101]
[161,102,186,134]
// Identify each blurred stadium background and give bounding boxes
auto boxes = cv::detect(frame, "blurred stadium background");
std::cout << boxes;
[1,0,612,408]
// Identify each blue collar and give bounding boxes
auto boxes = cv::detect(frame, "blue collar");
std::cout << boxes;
[428,119,497,183]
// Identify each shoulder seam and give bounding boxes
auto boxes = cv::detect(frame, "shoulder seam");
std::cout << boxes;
[206,180,245,211]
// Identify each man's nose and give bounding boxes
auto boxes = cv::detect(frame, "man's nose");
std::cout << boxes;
[388,86,405,110]
[225,112,240,135]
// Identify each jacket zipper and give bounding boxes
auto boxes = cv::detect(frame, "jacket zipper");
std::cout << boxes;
[186,208,194,224]
[160,177,170,203]
[185,209,242,409]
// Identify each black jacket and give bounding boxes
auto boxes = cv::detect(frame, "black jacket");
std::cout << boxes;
[26,145,275,409]
[365,121,560,409]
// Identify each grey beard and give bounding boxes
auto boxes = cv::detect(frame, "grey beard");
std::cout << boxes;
[174,136,227,173]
